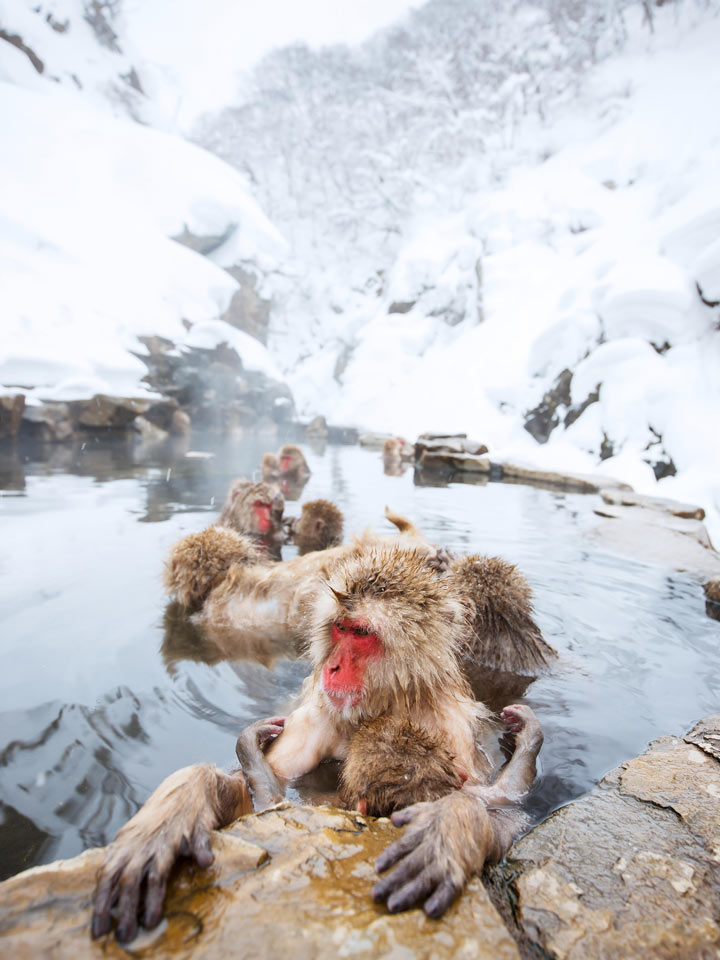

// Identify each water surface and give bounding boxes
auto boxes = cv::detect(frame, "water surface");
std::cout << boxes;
[0,434,718,880]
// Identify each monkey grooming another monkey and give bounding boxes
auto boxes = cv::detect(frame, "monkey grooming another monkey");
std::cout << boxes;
[93,541,545,941]
[290,498,344,555]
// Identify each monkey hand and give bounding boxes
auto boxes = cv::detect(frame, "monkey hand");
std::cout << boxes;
[425,545,455,574]
[236,716,286,762]
[92,764,250,943]
[372,790,495,918]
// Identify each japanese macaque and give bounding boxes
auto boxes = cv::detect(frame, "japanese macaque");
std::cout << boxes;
[261,452,281,484]
[278,443,310,479]
[447,555,555,675]
[383,437,415,477]
[339,717,464,816]
[217,479,286,560]
[290,498,344,555]
[163,525,264,610]
[92,542,546,941]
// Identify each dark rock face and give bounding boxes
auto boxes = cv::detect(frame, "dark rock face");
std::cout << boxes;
[523,369,573,443]
[222,265,272,345]
[139,341,294,434]
[0,395,26,441]
[487,715,720,960]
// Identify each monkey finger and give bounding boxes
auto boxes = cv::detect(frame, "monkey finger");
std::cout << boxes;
[142,865,168,930]
[91,872,120,939]
[390,802,426,827]
[114,875,143,943]
[374,828,423,874]
[386,869,440,914]
[423,878,462,918]
[372,847,428,901]
[191,829,214,869]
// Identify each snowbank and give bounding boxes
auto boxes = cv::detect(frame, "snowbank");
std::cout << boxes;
[272,4,720,543]
[0,78,285,401]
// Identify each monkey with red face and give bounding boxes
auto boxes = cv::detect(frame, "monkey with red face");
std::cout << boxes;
[93,543,545,941]
[217,479,286,561]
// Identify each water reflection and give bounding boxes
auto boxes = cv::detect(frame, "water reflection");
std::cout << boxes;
[0,434,718,881]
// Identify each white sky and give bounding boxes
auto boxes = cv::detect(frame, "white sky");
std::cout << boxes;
[121,0,422,129]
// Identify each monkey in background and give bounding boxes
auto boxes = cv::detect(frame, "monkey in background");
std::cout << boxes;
[260,443,311,500]
[94,541,547,941]
[382,437,414,476]
[217,479,286,560]
[289,498,344,555]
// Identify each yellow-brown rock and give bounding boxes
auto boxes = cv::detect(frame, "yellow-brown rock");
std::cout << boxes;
[0,805,519,960]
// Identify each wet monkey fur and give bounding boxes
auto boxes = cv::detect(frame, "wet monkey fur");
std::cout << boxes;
[290,498,344,555]
[93,539,548,941]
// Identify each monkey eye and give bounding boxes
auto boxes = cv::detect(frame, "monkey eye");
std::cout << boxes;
[335,622,346,632]
[353,625,370,636]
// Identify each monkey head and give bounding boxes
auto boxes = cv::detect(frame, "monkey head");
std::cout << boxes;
[278,444,310,477]
[261,452,281,483]
[309,546,467,723]
[293,499,344,555]
[220,480,285,539]
[339,716,464,817]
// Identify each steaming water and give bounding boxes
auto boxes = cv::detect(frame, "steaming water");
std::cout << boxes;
[0,435,718,880]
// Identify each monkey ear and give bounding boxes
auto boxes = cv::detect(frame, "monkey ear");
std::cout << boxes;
[356,797,368,815]
[314,518,325,534]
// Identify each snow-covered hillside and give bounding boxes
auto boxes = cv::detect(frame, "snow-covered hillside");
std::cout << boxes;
[1,0,719,541]
[201,1,720,542]
[0,1,286,403]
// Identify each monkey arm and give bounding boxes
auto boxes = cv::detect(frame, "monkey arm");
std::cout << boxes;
[372,791,503,917]
[91,764,251,943]
[235,717,287,807]
[263,698,346,780]
[475,703,543,804]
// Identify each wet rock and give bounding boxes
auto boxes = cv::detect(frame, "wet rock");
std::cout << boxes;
[131,416,169,446]
[0,805,519,960]
[488,715,720,960]
[140,343,295,434]
[600,488,705,520]
[415,436,489,458]
[0,394,26,442]
[359,432,396,449]
[591,503,720,579]
[305,415,329,438]
[418,452,492,474]
[499,463,632,494]
[20,402,73,443]
[70,395,150,429]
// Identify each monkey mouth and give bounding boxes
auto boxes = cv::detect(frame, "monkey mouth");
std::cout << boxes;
[324,688,363,711]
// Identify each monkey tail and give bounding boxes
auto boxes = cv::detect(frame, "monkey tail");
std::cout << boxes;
[384,506,421,537]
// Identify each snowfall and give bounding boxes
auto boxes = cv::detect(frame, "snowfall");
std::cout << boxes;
[1,1,719,543]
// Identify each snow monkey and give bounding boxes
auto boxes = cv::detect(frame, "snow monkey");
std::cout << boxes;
[290,498,344,555]
[260,443,311,500]
[217,479,286,560]
[92,543,546,942]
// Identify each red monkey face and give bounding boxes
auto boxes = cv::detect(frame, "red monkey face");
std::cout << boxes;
[252,500,272,534]
[280,455,292,472]
[322,619,382,713]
